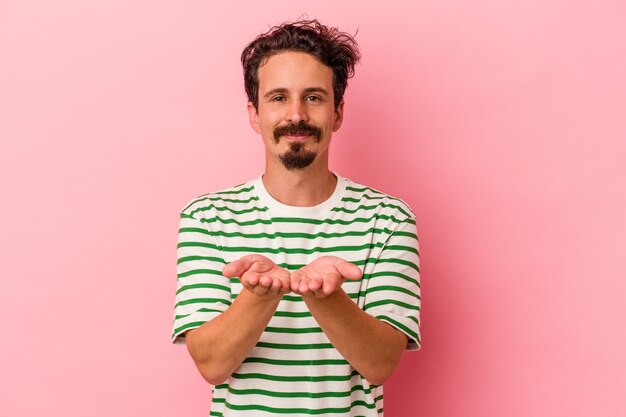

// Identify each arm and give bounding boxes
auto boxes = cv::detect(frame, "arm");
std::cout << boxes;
[290,256,407,385]
[185,255,290,385]
[305,288,408,385]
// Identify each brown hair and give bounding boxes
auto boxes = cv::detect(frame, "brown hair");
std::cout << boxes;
[241,19,361,110]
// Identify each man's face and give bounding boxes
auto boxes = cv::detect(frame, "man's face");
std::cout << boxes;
[248,51,344,170]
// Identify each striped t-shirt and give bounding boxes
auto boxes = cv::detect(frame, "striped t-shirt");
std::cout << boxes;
[172,173,420,417]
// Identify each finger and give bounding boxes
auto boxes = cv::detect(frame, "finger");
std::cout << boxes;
[240,280,255,293]
[335,260,363,281]
[279,284,292,296]
[290,272,302,293]
[279,276,292,294]
[299,278,310,295]
[266,278,282,296]
[245,254,277,273]
[307,278,322,292]
[243,272,261,286]
[222,260,248,278]
[249,254,273,264]
[322,277,340,294]
[229,255,274,276]
[239,273,258,293]
[258,275,273,287]
[312,281,328,298]
[252,284,269,296]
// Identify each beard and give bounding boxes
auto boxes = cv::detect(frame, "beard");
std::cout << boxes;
[273,121,322,171]
[279,141,317,170]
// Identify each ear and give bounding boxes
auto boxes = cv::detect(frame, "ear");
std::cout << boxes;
[332,100,345,132]
[247,102,262,134]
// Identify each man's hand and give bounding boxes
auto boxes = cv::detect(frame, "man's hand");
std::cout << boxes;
[290,256,362,298]
[222,255,291,298]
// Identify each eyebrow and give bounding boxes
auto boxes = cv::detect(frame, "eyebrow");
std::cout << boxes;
[263,87,330,99]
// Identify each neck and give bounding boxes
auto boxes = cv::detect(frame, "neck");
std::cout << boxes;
[262,154,337,207]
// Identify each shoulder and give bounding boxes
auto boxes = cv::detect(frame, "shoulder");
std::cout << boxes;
[179,179,259,220]
[341,177,416,224]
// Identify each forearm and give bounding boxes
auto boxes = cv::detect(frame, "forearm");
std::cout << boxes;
[185,290,280,385]
[304,289,407,385]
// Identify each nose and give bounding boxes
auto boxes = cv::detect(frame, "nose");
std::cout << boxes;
[285,98,308,124]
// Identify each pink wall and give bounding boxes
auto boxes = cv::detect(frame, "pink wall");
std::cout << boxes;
[1,1,625,416]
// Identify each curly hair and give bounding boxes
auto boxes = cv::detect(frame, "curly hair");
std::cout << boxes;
[241,19,361,110]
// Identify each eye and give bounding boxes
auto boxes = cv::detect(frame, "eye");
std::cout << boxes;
[306,95,322,102]
[270,95,286,102]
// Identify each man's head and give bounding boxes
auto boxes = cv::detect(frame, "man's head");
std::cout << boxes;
[242,19,361,112]
[242,20,360,171]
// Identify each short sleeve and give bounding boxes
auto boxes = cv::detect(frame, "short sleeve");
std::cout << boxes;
[171,213,232,344]
[363,218,421,350]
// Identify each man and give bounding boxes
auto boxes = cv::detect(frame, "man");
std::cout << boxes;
[172,19,420,416]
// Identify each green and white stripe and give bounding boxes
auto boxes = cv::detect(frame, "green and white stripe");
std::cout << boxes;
[172,174,420,416]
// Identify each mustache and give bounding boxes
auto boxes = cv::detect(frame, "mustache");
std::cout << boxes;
[273,122,322,141]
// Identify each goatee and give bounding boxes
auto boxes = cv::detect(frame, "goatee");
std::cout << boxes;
[279,141,317,170]
[273,121,321,170]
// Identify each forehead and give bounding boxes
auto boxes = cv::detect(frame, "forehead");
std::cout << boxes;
[257,51,333,92]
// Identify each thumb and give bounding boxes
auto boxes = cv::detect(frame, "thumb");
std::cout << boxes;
[335,260,363,281]
[222,258,251,278]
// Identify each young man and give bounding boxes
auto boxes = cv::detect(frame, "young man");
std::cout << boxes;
[172,20,420,416]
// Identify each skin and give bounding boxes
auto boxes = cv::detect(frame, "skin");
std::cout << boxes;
[249,50,342,207]
[185,51,408,386]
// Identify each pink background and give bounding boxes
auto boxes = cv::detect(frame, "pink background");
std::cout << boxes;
[1,1,625,416]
